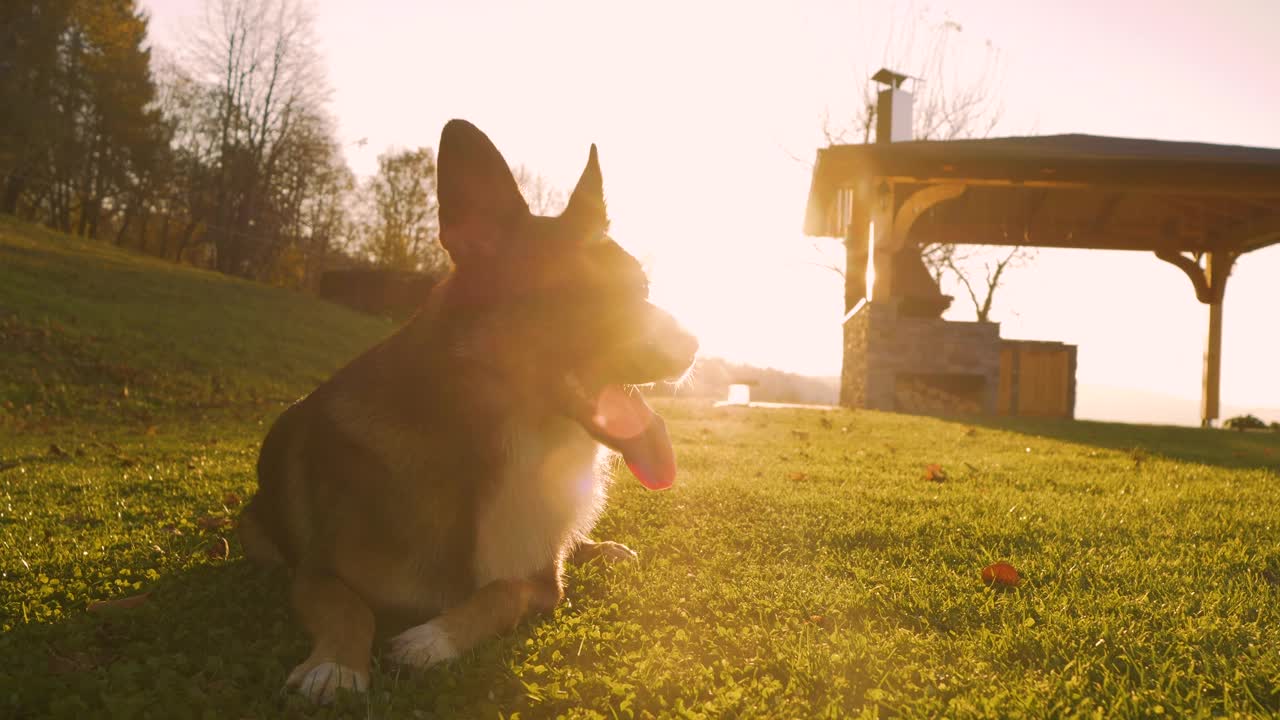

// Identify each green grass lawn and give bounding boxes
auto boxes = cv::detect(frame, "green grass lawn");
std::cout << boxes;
[4,217,1280,718]
[0,214,394,430]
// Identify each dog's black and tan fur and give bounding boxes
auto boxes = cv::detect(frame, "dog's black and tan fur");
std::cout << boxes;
[238,120,697,702]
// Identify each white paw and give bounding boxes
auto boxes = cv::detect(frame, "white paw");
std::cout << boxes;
[595,541,639,562]
[575,540,639,564]
[388,619,459,669]
[286,660,367,704]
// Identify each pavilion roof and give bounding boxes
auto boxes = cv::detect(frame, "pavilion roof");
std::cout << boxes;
[804,134,1280,255]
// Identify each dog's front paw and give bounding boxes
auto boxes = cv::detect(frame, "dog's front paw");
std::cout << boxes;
[388,619,459,669]
[573,539,639,564]
[286,660,368,704]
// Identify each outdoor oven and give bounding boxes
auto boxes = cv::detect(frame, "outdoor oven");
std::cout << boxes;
[842,301,1001,414]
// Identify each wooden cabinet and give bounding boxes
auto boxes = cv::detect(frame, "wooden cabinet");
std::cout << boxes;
[997,341,1077,418]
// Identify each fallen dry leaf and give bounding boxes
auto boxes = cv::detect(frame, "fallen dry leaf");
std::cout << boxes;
[924,463,947,482]
[981,561,1021,587]
[788,471,809,482]
[207,536,229,561]
[221,492,242,508]
[196,515,230,531]
[88,592,150,613]
[145,425,158,436]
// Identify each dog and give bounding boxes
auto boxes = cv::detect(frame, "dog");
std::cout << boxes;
[237,119,698,703]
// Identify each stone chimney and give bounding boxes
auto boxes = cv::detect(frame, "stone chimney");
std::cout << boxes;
[872,68,913,143]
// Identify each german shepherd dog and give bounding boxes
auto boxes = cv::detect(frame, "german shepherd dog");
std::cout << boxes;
[238,120,698,702]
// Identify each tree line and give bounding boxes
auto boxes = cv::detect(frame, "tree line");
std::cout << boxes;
[1,0,554,290]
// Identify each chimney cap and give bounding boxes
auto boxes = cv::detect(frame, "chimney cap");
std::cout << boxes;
[872,67,912,90]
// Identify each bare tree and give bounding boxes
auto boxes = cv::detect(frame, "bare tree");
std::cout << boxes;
[259,109,354,287]
[184,0,328,276]
[944,245,1036,322]
[825,9,1004,146]
[361,147,448,274]
[149,51,219,263]
[511,164,566,216]
[818,6,1030,322]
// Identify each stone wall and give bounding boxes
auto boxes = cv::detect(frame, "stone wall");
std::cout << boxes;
[840,305,871,408]
[843,301,1001,414]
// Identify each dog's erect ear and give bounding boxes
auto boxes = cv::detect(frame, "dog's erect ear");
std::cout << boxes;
[562,145,608,238]
[437,119,529,266]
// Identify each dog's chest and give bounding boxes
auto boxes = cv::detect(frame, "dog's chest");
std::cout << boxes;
[472,420,605,586]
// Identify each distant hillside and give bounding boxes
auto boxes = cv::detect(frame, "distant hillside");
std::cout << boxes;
[647,356,839,406]
[0,216,395,429]
[1077,384,1280,427]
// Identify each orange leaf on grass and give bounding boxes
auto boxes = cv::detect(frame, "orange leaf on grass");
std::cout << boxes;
[981,561,1021,587]
[924,463,947,482]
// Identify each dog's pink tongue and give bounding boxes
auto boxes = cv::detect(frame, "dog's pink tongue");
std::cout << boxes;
[591,385,676,490]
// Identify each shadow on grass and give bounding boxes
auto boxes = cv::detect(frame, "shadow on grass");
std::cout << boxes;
[1,559,559,718]
[961,414,1280,471]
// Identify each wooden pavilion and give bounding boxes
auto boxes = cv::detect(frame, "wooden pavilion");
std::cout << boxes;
[804,132,1280,426]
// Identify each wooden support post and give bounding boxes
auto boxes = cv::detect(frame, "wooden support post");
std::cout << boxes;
[1156,248,1236,428]
[1200,251,1235,427]
[868,182,967,303]
[870,182,895,301]
[844,195,870,312]
[1201,296,1223,427]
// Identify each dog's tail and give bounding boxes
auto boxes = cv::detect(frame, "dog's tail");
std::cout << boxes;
[237,500,285,568]
[239,401,307,568]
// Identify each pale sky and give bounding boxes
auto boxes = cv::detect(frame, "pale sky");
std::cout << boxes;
[144,0,1280,420]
